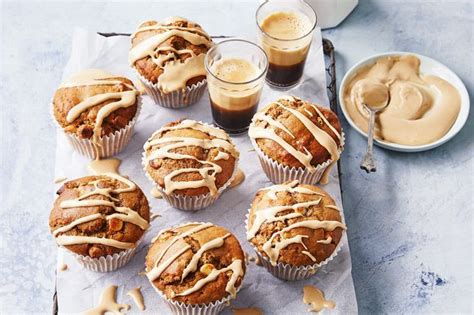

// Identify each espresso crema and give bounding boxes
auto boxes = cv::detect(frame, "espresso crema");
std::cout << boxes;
[343,55,461,146]
[260,11,313,86]
[208,58,263,133]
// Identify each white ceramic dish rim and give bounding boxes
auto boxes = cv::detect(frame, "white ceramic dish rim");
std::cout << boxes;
[338,51,470,152]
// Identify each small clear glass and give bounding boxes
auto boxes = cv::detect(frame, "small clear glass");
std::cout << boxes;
[205,39,268,134]
[256,0,317,89]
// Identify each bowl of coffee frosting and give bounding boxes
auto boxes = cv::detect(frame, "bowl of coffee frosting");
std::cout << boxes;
[339,52,470,152]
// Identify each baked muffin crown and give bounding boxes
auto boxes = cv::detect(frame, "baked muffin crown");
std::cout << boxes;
[52,69,139,140]
[249,95,343,168]
[145,222,245,305]
[247,181,346,266]
[129,17,213,92]
[49,174,150,258]
[143,119,239,197]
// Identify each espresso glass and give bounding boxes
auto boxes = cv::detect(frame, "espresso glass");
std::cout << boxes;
[256,0,317,89]
[205,39,268,134]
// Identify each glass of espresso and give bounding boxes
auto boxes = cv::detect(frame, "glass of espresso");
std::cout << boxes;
[205,39,268,134]
[256,0,317,88]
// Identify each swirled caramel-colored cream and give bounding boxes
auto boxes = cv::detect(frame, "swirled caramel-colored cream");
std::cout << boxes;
[343,55,461,146]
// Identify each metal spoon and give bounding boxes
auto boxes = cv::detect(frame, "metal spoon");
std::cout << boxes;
[360,96,390,173]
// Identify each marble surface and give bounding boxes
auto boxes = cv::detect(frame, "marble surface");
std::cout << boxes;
[0,0,472,314]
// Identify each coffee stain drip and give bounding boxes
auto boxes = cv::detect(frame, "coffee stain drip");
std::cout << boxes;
[52,159,149,250]
[249,96,342,184]
[82,285,130,315]
[144,120,239,196]
[59,69,139,159]
[232,307,263,315]
[303,285,336,313]
[129,17,213,93]
[147,223,244,299]
[247,181,346,266]
[126,287,146,311]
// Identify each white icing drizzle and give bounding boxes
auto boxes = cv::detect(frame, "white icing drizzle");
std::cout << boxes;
[52,174,149,249]
[324,205,340,211]
[59,70,138,150]
[175,259,244,298]
[83,285,130,315]
[317,236,333,244]
[147,223,243,299]
[127,287,145,311]
[248,181,346,266]
[144,120,238,196]
[249,96,342,174]
[129,18,212,93]
[181,233,231,281]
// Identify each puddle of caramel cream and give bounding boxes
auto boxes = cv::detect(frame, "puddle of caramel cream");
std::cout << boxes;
[83,285,130,315]
[150,187,163,199]
[229,169,245,188]
[88,158,122,175]
[232,307,263,315]
[303,285,335,313]
[343,55,461,146]
[59,263,68,271]
[127,287,145,311]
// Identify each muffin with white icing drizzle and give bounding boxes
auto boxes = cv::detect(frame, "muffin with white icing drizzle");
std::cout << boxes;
[143,119,239,211]
[246,181,346,280]
[49,174,150,272]
[248,95,344,185]
[52,69,141,159]
[145,222,245,314]
[129,17,213,108]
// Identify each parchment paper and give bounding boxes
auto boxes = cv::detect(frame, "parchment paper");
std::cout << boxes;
[54,27,357,314]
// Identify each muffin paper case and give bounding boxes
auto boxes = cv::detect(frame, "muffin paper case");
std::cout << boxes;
[245,212,344,281]
[249,132,345,185]
[148,222,244,315]
[52,96,142,160]
[135,69,207,109]
[142,121,240,211]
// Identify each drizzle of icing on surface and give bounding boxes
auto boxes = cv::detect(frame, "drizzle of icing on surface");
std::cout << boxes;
[144,120,238,196]
[54,176,68,184]
[232,307,263,315]
[229,169,245,188]
[82,285,130,315]
[88,158,121,175]
[303,285,336,312]
[127,287,145,311]
[150,187,163,199]
[249,96,342,180]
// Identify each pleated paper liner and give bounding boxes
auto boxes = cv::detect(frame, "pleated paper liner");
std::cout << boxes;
[52,95,142,159]
[135,68,207,109]
[245,210,344,281]
[147,222,245,315]
[249,131,345,185]
[142,121,240,211]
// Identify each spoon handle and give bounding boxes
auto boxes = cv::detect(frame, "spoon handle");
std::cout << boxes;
[360,109,377,173]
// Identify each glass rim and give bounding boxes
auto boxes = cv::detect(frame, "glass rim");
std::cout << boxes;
[205,39,269,86]
[255,0,318,42]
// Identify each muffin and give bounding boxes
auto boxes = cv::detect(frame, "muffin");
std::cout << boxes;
[49,174,150,272]
[142,119,239,211]
[246,181,346,280]
[146,222,246,314]
[129,17,213,108]
[52,69,140,159]
[248,95,344,185]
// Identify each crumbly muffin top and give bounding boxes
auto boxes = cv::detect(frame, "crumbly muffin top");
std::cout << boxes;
[247,181,346,267]
[52,69,139,140]
[49,174,150,258]
[146,223,245,305]
[129,17,213,92]
[143,119,239,197]
[249,95,343,169]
